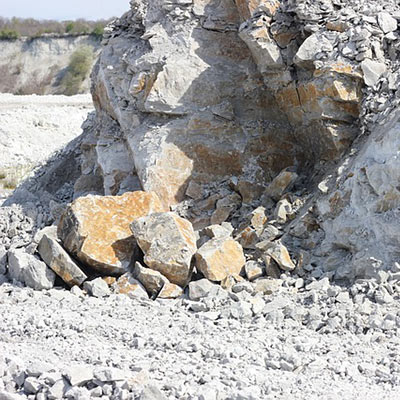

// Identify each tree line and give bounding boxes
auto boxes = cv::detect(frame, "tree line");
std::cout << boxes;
[0,17,113,40]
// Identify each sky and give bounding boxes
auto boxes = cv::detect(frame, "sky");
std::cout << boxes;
[1,0,131,21]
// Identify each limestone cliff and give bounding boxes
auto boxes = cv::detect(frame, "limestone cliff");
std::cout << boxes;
[74,0,400,280]
[0,35,101,94]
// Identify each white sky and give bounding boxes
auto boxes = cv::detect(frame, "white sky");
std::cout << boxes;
[1,0,131,20]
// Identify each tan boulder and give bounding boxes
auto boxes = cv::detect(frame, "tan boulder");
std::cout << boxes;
[113,273,148,299]
[265,169,298,201]
[196,238,246,282]
[262,241,296,271]
[58,191,166,276]
[130,212,197,287]
[158,283,183,299]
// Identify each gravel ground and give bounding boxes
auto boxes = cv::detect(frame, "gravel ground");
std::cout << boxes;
[1,277,400,399]
[0,93,92,170]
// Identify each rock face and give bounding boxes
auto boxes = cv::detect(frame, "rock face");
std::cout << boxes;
[77,0,397,214]
[58,191,166,275]
[131,212,197,287]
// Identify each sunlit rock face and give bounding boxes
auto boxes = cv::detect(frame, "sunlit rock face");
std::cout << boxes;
[80,0,370,210]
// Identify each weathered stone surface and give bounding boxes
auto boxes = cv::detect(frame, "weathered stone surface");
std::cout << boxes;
[203,224,233,239]
[265,169,298,201]
[83,278,111,298]
[361,60,387,87]
[131,212,197,287]
[263,254,282,278]
[133,262,168,298]
[114,273,148,299]
[245,260,264,281]
[58,191,166,276]
[195,238,246,282]
[38,234,87,287]
[0,246,6,275]
[158,283,183,299]
[64,366,93,386]
[254,278,282,295]
[188,278,217,301]
[221,273,244,290]
[377,12,397,33]
[8,249,55,290]
[262,241,296,271]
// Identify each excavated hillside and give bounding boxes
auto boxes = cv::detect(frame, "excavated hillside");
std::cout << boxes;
[0,35,101,95]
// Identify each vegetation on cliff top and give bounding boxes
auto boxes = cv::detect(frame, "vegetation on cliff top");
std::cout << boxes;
[0,17,112,40]
[61,46,94,95]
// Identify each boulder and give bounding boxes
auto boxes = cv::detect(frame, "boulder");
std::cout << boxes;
[38,234,87,287]
[57,191,166,276]
[261,241,296,271]
[8,249,55,290]
[377,12,397,33]
[131,212,197,287]
[188,278,217,301]
[361,59,387,87]
[158,283,183,299]
[83,278,111,298]
[133,262,168,298]
[244,260,264,281]
[113,273,148,299]
[265,169,298,201]
[195,238,246,282]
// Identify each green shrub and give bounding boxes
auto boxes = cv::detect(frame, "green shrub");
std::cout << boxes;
[91,24,104,38]
[65,22,74,33]
[61,46,93,95]
[0,29,19,40]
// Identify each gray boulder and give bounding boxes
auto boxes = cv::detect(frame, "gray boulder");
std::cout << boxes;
[8,249,55,290]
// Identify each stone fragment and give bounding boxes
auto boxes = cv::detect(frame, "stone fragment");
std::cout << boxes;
[263,255,281,279]
[203,224,233,239]
[139,385,167,400]
[131,212,197,286]
[254,278,282,295]
[361,60,387,87]
[0,246,6,275]
[58,191,166,276]
[94,367,128,382]
[83,278,111,298]
[262,241,296,271]
[220,273,244,290]
[188,279,217,301]
[294,33,333,66]
[245,261,264,281]
[8,249,55,290]
[38,234,87,287]
[133,262,168,298]
[210,194,242,225]
[157,283,183,299]
[195,238,245,282]
[64,365,93,386]
[114,273,148,299]
[377,12,397,33]
[24,377,41,394]
[265,169,298,201]
[274,199,293,223]
[185,181,203,200]
[70,285,85,297]
[48,379,69,400]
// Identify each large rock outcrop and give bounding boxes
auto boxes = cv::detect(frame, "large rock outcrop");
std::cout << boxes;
[72,0,400,280]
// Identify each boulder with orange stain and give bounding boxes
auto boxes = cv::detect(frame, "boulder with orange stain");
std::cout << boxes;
[195,238,246,282]
[57,191,166,276]
[130,212,197,287]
